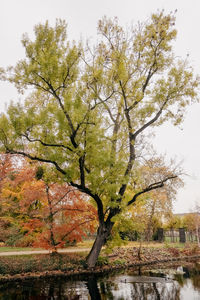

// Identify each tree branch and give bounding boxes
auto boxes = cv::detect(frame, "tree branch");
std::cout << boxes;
[60,217,96,242]
[133,97,169,139]
[32,72,77,147]
[21,133,73,152]
[127,175,178,206]
[5,148,67,175]
[118,80,135,197]
[79,156,85,187]
[69,181,104,225]
[90,90,116,123]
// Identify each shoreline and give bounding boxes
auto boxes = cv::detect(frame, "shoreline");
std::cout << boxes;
[0,254,199,283]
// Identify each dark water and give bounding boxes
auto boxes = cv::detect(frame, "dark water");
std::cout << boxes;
[0,264,200,299]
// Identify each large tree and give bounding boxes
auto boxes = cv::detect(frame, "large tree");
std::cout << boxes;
[0,11,199,267]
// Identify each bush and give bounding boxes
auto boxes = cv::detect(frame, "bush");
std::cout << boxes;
[167,247,180,257]
[96,256,109,266]
[113,259,126,266]
[182,244,200,256]
[120,231,139,241]
[14,235,35,247]
[5,232,24,246]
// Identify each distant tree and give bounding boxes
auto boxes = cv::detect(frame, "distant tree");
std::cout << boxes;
[0,153,15,188]
[1,160,97,249]
[164,214,183,230]
[113,156,182,243]
[182,214,197,231]
[138,157,183,241]
[0,11,199,266]
[0,153,23,244]
[183,204,200,245]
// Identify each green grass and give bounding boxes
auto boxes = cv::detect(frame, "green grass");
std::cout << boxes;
[0,240,94,253]
[0,239,196,253]
[0,240,95,253]
[0,247,42,252]
[120,241,192,249]
[76,239,94,248]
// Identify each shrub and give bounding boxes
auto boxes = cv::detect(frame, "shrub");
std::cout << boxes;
[5,232,24,246]
[182,244,200,256]
[167,247,180,257]
[96,256,109,266]
[113,259,126,266]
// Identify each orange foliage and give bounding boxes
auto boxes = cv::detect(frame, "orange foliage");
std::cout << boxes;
[0,157,97,249]
[0,154,15,189]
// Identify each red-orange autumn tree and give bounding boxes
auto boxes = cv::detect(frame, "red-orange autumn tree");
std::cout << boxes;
[0,153,16,187]
[1,157,97,249]
[0,153,21,243]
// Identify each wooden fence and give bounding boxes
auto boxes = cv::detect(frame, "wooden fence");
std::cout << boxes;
[157,228,200,243]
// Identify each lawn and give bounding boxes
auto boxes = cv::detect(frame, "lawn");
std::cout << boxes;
[0,247,42,252]
[0,241,199,278]
[0,240,194,253]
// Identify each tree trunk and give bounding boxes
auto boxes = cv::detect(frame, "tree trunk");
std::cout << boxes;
[196,225,200,246]
[137,239,143,261]
[145,219,152,242]
[86,223,112,268]
[145,200,156,242]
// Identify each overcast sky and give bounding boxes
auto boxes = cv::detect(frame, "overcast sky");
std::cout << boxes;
[1,0,200,213]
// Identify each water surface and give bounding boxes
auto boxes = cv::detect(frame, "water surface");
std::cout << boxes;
[0,264,200,299]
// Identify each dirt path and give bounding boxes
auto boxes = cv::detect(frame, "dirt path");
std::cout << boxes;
[0,248,91,256]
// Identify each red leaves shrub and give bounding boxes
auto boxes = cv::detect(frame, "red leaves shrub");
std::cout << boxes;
[167,247,180,257]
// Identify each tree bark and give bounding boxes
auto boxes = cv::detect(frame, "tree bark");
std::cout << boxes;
[145,200,156,242]
[86,223,112,268]
[196,224,200,247]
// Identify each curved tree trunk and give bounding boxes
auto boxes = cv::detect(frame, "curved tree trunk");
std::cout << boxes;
[86,223,113,268]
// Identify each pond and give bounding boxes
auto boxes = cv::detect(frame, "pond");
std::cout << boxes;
[0,263,200,299]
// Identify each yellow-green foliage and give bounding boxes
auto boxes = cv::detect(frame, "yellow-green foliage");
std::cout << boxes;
[0,12,199,256]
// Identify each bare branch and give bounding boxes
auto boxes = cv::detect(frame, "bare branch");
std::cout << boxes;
[60,217,96,242]
[5,148,67,175]
[133,97,169,139]
[127,175,178,206]
[90,90,116,123]
[21,133,73,152]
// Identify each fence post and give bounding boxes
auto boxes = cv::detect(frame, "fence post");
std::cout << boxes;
[179,228,186,243]
[157,228,164,242]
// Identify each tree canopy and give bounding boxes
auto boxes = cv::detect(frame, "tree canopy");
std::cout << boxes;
[0,11,199,266]
[0,155,97,248]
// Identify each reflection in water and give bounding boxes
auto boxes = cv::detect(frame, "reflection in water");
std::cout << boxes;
[87,276,101,300]
[0,265,200,299]
[99,275,181,300]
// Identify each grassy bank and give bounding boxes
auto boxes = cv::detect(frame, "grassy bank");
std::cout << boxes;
[0,242,199,280]
[0,239,94,252]
[0,252,86,276]
[0,247,42,252]
[0,240,187,253]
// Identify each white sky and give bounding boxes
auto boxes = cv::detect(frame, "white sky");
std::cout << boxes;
[1,0,200,213]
